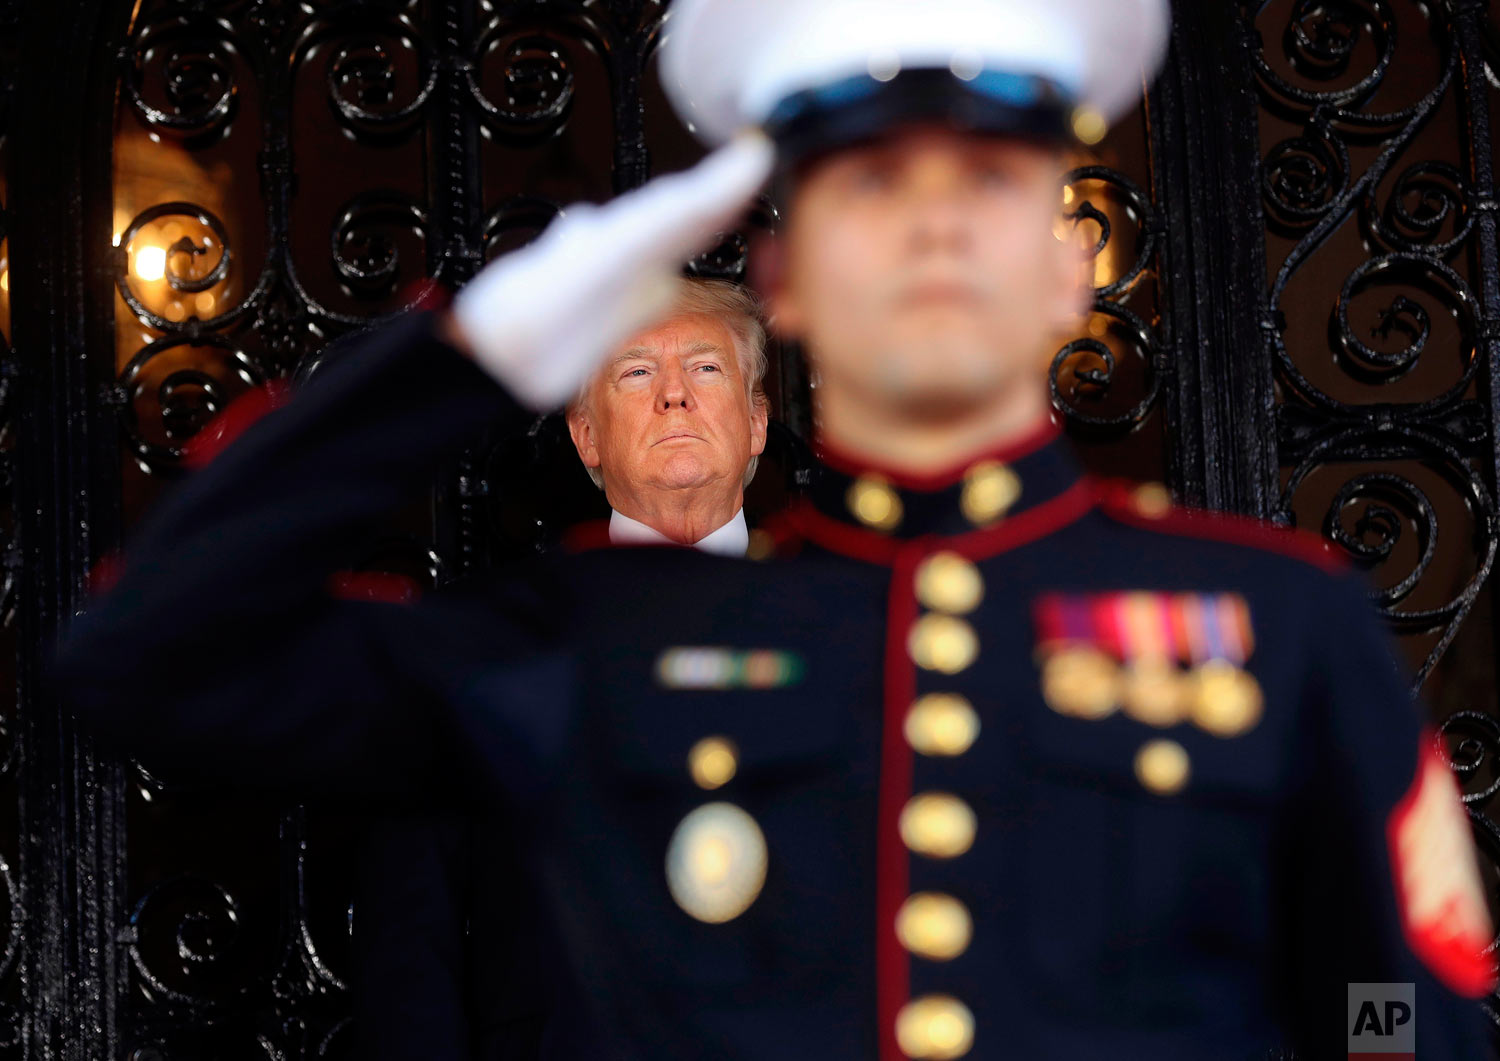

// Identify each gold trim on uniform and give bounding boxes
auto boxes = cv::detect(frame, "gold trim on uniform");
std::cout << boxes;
[687,736,739,790]
[899,792,977,859]
[1040,645,1120,720]
[905,693,981,757]
[665,802,768,923]
[895,892,973,961]
[1188,659,1264,737]
[1131,482,1172,518]
[960,460,1022,526]
[908,614,980,675]
[915,551,985,615]
[1134,739,1191,796]
[848,475,903,532]
[896,995,976,1060]
[1120,656,1187,728]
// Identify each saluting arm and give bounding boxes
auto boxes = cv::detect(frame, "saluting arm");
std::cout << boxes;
[53,134,774,798]
[54,313,525,796]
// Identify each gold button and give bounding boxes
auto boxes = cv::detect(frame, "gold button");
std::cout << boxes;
[960,461,1021,526]
[1188,660,1264,737]
[848,475,903,532]
[1132,482,1172,518]
[905,693,981,757]
[908,614,979,674]
[1040,645,1120,720]
[687,736,739,790]
[899,792,976,859]
[745,529,775,561]
[665,802,768,923]
[1121,657,1187,728]
[895,892,973,961]
[895,995,975,1059]
[1134,739,1191,796]
[915,552,984,615]
[1071,105,1108,146]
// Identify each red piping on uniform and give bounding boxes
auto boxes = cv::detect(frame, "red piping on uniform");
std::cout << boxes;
[327,571,422,605]
[815,416,1061,492]
[787,477,1096,566]
[877,546,921,1061]
[1093,479,1347,574]
[181,380,293,469]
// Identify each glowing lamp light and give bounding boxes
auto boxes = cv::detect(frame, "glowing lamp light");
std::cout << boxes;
[133,245,167,283]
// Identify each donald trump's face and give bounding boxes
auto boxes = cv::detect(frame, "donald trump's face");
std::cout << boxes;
[567,311,768,515]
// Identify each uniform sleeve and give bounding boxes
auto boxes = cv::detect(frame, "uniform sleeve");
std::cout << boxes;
[52,311,532,798]
[1280,570,1494,1059]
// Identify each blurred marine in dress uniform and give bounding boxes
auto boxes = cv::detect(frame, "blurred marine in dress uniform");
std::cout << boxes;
[58,0,1497,1058]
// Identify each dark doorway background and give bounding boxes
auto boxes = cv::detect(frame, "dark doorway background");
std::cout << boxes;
[3,0,1500,1055]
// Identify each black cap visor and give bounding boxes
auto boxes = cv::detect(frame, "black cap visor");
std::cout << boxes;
[764,67,1076,167]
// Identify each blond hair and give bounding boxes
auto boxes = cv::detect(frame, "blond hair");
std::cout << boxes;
[573,277,769,490]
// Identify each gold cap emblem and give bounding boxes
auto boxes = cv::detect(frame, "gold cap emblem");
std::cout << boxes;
[1070,106,1108,146]
[907,614,979,675]
[895,995,976,1060]
[1188,659,1264,737]
[665,802,768,923]
[904,693,981,758]
[895,892,973,961]
[848,475,903,532]
[915,552,985,615]
[899,792,977,859]
[1040,645,1120,720]
[1134,739,1191,796]
[687,736,739,790]
[960,461,1022,526]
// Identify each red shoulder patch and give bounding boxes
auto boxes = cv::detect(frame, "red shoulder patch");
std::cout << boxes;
[1387,735,1497,998]
[1093,479,1346,574]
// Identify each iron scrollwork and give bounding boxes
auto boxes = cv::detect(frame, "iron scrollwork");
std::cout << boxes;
[1252,0,1492,678]
[1050,165,1165,435]
[1250,0,1500,1031]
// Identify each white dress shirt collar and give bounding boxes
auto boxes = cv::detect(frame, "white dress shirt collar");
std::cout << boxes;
[607,508,749,556]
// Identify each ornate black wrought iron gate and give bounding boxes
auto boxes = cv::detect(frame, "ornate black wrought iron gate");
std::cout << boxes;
[2,0,1500,1056]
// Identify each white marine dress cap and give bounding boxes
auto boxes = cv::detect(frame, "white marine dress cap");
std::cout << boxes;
[658,0,1171,157]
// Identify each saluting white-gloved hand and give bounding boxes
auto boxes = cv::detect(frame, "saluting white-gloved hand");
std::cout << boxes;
[448,133,776,410]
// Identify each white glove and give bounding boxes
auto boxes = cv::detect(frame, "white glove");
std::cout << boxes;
[450,132,776,409]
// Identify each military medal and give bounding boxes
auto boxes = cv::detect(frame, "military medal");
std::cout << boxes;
[1034,594,1122,718]
[1116,592,1188,727]
[1035,590,1258,735]
[1039,644,1120,719]
[1121,656,1186,727]
[1182,593,1261,737]
[1188,659,1263,737]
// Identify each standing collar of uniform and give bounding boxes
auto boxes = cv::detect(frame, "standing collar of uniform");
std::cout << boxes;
[608,507,749,556]
[781,417,1095,559]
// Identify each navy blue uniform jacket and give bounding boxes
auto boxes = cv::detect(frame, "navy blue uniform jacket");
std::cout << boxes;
[56,312,1495,1059]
